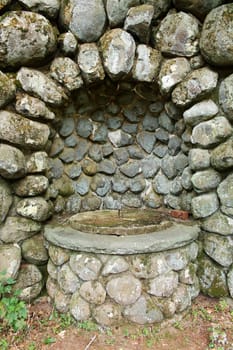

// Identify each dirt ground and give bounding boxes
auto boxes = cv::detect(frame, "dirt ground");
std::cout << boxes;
[1,294,233,350]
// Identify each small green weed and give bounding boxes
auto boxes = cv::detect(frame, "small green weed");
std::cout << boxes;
[173,321,183,330]
[77,320,98,332]
[28,342,36,350]
[0,272,28,332]
[0,338,9,350]
[43,336,56,345]
[215,299,229,312]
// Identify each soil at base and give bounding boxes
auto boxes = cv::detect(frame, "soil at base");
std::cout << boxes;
[1,294,233,350]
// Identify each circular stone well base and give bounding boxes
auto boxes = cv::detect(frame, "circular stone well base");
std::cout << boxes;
[45,210,200,325]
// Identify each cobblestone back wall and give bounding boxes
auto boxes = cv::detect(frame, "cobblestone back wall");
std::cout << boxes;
[0,0,233,301]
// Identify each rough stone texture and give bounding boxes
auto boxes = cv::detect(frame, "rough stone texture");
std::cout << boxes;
[155,11,200,57]
[16,93,55,121]
[0,216,41,243]
[124,5,154,44]
[219,74,233,121]
[21,234,48,265]
[70,293,91,321]
[191,169,221,193]
[132,45,161,82]
[70,253,102,280]
[0,244,21,280]
[203,234,233,268]
[50,57,83,91]
[211,138,233,170]
[106,0,140,27]
[12,264,43,301]
[191,192,219,219]
[67,0,106,42]
[0,179,12,223]
[173,0,223,19]
[200,4,233,66]
[14,175,49,197]
[0,11,57,69]
[17,67,67,106]
[198,257,228,298]
[77,43,105,84]
[191,117,232,148]
[0,111,50,150]
[106,274,142,305]
[172,284,191,313]
[100,29,136,80]
[201,211,233,236]
[217,174,233,208]
[94,303,122,326]
[148,271,178,297]
[0,144,26,179]
[19,0,60,18]
[102,257,129,276]
[26,152,48,173]
[58,32,78,56]
[158,58,191,94]
[124,295,164,324]
[54,289,71,313]
[79,281,106,304]
[48,245,70,266]
[189,149,210,171]
[228,268,233,298]
[131,254,170,279]
[16,197,53,222]
[57,263,80,294]
[183,100,219,126]
[172,68,218,107]
[0,71,16,108]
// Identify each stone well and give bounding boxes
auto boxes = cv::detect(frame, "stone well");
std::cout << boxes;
[0,0,233,324]
[45,210,200,325]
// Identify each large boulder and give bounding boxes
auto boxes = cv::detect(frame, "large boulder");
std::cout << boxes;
[172,68,218,107]
[17,67,67,106]
[219,74,233,121]
[50,57,83,91]
[0,144,26,179]
[60,0,106,42]
[211,138,233,170]
[0,216,41,243]
[0,71,16,108]
[0,11,57,69]
[123,4,154,44]
[0,244,21,280]
[132,45,161,82]
[158,57,191,95]
[200,4,233,66]
[191,117,232,148]
[18,0,60,19]
[106,0,140,27]
[77,43,105,84]
[154,11,200,57]
[16,197,53,221]
[173,0,223,19]
[0,111,50,150]
[16,93,55,121]
[12,264,44,301]
[0,179,12,223]
[100,29,136,80]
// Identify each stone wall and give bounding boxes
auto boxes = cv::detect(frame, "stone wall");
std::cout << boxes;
[0,0,233,302]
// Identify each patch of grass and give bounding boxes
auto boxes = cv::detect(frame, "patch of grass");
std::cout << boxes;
[43,336,56,345]
[0,338,9,350]
[77,320,98,332]
[214,299,229,312]
[0,272,28,332]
